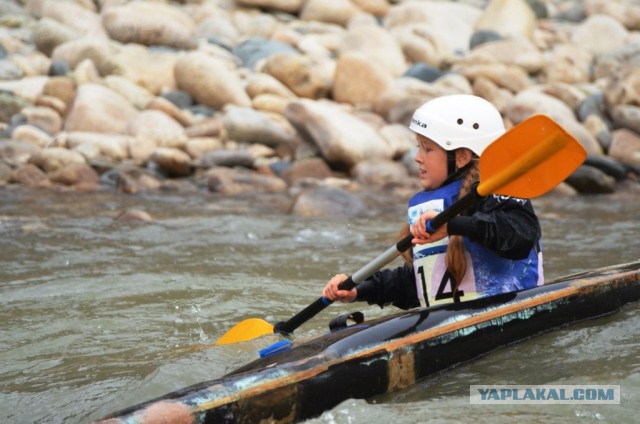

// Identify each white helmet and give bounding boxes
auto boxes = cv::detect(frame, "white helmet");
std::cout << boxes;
[409,94,505,156]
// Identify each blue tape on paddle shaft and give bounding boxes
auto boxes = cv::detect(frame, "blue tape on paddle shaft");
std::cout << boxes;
[259,340,293,358]
[426,220,435,233]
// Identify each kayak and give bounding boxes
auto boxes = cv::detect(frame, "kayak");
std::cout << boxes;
[99,261,640,423]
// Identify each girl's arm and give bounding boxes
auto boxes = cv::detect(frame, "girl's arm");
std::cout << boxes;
[355,265,419,310]
[448,195,541,260]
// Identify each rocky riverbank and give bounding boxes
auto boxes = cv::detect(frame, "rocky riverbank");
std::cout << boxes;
[1,0,639,217]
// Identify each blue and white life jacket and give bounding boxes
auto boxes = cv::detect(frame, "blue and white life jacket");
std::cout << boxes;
[408,180,543,307]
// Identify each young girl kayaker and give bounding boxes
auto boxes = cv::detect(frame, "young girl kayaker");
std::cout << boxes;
[322,94,544,309]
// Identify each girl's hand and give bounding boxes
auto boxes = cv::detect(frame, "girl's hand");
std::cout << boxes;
[411,210,448,245]
[322,273,357,303]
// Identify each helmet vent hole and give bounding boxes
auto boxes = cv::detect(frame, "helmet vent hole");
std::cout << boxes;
[473,123,479,129]
[457,118,463,125]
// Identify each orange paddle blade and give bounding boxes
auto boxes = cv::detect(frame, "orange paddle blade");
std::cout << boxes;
[214,318,274,346]
[478,115,587,198]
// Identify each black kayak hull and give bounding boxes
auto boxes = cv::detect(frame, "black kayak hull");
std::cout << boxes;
[99,261,640,423]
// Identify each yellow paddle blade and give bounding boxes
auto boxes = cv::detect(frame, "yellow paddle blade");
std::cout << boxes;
[478,115,587,198]
[214,318,274,345]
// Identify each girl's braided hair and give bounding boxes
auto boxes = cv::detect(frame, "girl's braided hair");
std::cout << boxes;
[398,159,479,293]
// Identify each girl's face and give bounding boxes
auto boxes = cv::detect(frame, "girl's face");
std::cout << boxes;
[414,135,449,190]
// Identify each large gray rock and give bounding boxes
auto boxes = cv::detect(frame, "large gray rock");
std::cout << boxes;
[28,147,86,173]
[102,2,196,49]
[285,99,393,169]
[174,52,251,110]
[223,107,299,147]
[291,186,367,217]
[64,83,139,134]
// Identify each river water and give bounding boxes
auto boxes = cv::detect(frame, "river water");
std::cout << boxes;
[0,186,638,423]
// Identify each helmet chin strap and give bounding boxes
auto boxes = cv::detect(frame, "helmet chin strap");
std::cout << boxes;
[442,151,475,186]
[447,150,457,177]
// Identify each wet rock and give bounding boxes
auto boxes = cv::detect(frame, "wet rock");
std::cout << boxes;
[127,110,187,150]
[291,186,367,217]
[43,76,75,107]
[543,43,593,84]
[352,0,390,17]
[28,0,107,38]
[0,59,23,80]
[379,123,416,159]
[583,114,612,152]
[223,107,299,148]
[565,165,615,194]
[114,208,153,222]
[51,37,115,75]
[161,90,194,110]
[194,150,255,169]
[385,2,480,55]
[351,158,409,186]
[63,132,131,162]
[469,29,503,50]
[184,137,222,159]
[262,52,332,99]
[604,68,640,109]
[232,37,299,71]
[245,73,297,100]
[251,94,293,115]
[0,77,48,103]
[64,83,139,134]
[280,157,333,186]
[470,37,544,73]
[454,59,531,93]
[0,140,40,166]
[145,97,192,128]
[114,166,162,194]
[402,63,444,83]
[21,106,62,135]
[236,0,305,15]
[11,124,52,148]
[185,118,222,139]
[0,91,30,123]
[206,167,287,195]
[556,118,603,156]
[109,44,179,95]
[33,18,80,57]
[48,163,99,186]
[149,147,192,178]
[285,99,393,169]
[610,105,640,134]
[102,2,196,49]
[48,60,71,77]
[474,0,537,40]
[11,163,49,187]
[504,88,576,123]
[0,162,11,184]
[300,0,361,27]
[577,94,606,121]
[104,76,154,110]
[28,147,86,173]
[609,129,640,166]
[584,0,640,31]
[584,155,627,181]
[340,25,407,78]
[571,15,628,56]
[35,95,67,116]
[332,52,393,106]
[174,52,251,110]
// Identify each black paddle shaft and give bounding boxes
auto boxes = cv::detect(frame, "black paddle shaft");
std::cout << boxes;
[273,185,480,335]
